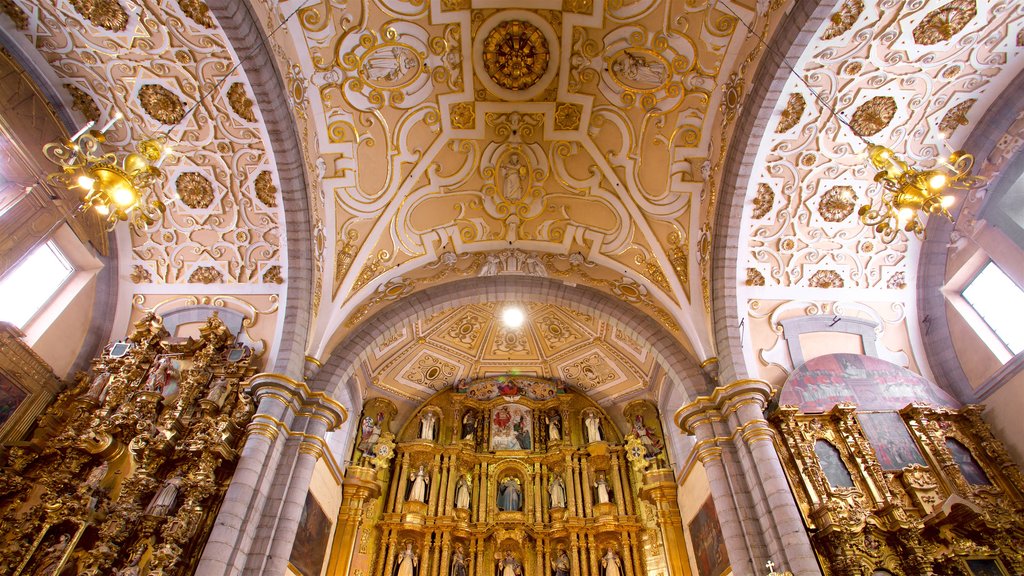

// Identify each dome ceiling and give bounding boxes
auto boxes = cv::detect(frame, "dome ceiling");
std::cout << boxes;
[359,301,658,405]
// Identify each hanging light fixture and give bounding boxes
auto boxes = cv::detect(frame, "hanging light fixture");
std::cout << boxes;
[857,142,982,243]
[42,113,170,231]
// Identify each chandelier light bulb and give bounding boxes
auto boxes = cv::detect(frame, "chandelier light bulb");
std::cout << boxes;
[940,195,955,208]
[76,175,96,190]
[502,306,525,329]
[94,204,109,215]
[897,207,915,223]
[927,173,948,191]
[111,185,137,208]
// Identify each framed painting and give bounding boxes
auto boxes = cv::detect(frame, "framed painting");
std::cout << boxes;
[814,439,854,488]
[289,491,331,576]
[490,403,532,450]
[966,558,1007,576]
[857,412,926,470]
[0,373,27,428]
[688,496,729,576]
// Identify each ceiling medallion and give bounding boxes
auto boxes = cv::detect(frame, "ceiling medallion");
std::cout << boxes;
[70,0,129,32]
[138,85,186,125]
[176,172,214,209]
[912,0,977,46]
[482,20,550,91]
[850,96,897,137]
[818,186,856,222]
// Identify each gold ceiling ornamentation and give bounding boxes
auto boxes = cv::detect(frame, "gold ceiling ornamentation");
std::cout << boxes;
[482,20,550,91]
[746,268,765,287]
[0,1,27,29]
[176,172,215,209]
[450,101,475,129]
[818,186,856,222]
[254,171,277,207]
[776,93,806,133]
[821,0,864,40]
[752,183,775,219]
[130,265,152,284]
[178,0,215,28]
[886,271,906,289]
[138,85,186,125]
[554,102,582,130]
[401,353,459,390]
[850,96,897,137]
[667,230,689,289]
[808,269,844,288]
[227,83,256,122]
[189,265,224,284]
[560,353,618,390]
[66,84,100,122]
[263,265,284,284]
[562,0,593,14]
[722,73,745,123]
[938,99,976,134]
[70,0,129,32]
[492,325,529,354]
[538,312,578,346]
[912,0,977,46]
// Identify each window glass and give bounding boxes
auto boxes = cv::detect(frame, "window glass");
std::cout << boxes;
[961,262,1024,355]
[0,242,74,327]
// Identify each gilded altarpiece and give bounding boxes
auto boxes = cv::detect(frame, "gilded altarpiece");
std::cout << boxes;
[0,312,258,575]
[336,377,689,576]
[771,356,1024,575]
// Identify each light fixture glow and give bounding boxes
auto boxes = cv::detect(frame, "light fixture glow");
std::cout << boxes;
[502,306,525,329]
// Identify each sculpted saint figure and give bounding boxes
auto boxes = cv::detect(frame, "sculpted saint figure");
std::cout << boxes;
[584,412,603,443]
[594,473,611,504]
[455,475,472,509]
[548,474,567,509]
[450,544,468,576]
[145,476,182,516]
[419,412,437,441]
[547,411,562,441]
[395,542,418,576]
[552,549,571,576]
[497,477,522,511]
[408,465,429,503]
[601,549,622,576]
[496,551,523,576]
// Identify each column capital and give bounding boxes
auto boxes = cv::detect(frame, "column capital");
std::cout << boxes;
[674,379,773,434]
[248,372,348,431]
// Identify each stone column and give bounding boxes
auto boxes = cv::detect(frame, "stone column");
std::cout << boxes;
[676,379,820,576]
[196,373,347,576]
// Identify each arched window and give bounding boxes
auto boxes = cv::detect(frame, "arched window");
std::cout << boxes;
[814,439,854,488]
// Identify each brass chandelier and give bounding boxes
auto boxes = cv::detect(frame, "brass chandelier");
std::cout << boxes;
[43,114,169,231]
[857,142,982,243]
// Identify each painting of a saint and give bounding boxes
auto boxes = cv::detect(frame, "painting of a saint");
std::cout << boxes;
[814,439,854,488]
[289,492,331,576]
[946,438,990,485]
[857,412,926,470]
[688,496,729,576]
[490,404,532,450]
[966,559,1007,576]
[0,374,27,428]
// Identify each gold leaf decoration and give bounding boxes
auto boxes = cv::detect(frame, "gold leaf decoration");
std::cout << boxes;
[189,266,223,284]
[938,99,976,134]
[176,172,215,209]
[178,0,215,28]
[255,171,277,207]
[482,20,550,91]
[65,85,100,122]
[808,269,844,288]
[0,0,28,29]
[130,265,151,284]
[1018,28,1024,46]
[912,0,977,45]
[887,271,906,289]
[69,0,129,31]
[450,102,475,129]
[138,85,186,124]
[554,102,582,130]
[850,96,897,137]
[722,73,744,122]
[227,83,256,122]
[746,268,765,286]
[776,93,806,133]
[562,0,593,13]
[818,186,856,222]
[752,184,774,219]
[821,0,864,40]
[263,265,284,284]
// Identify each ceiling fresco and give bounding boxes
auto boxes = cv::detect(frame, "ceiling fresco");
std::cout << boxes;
[359,301,658,405]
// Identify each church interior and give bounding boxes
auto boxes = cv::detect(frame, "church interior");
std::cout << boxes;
[0,0,1023,575]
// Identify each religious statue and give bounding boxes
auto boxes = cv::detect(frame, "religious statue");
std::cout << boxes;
[461,410,477,441]
[501,152,527,202]
[496,550,523,576]
[497,477,522,511]
[455,475,472,509]
[394,542,418,576]
[584,412,603,443]
[205,377,231,409]
[143,356,179,397]
[601,549,622,576]
[594,473,611,504]
[145,476,182,516]
[419,411,437,441]
[552,548,570,576]
[450,544,468,576]
[81,461,109,509]
[547,410,562,442]
[631,415,663,458]
[358,412,383,453]
[362,47,417,83]
[408,465,429,503]
[31,533,71,576]
[83,370,112,402]
[548,474,567,509]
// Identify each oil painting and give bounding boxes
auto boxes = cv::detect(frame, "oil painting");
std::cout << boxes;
[290,491,331,576]
[688,496,729,576]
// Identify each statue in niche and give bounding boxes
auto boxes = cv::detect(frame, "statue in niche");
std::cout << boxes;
[500,152,527,202]
[31,533,70,576]
[145,476,182,517]
[451,544,468,576]
[361,46,418,84]
[497,477,522,511]
[601,549,622,576]
[548,474,567,509]
[594,473,611,504]
[408,465,429,503]
[81,461,109,509]
[455,475,472,509]
[205,377,231,409]
[358,412,384,453]
[584,412,603,443]
[461,410,478,441]
[394,541,419,576]
[630,415,663,458]
[496,550,523,576]
[552,548,571,576]
[546,410,562,442]
[419,411,437,441]
[114,543,146,576]
[143,356,180,398]
[83,370,112,402]
[610,50,667,87]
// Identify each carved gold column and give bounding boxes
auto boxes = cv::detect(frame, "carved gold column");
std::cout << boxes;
[569,533,582,576]
[534,464,543,522]
[386,454,404,511]
[638,467,691,576]
[478,463,490,522]
[382,532,399,576]
[428,453,443,515]
[444,454,457,516]
[580,458,594,516]
[565,454,578,517]
[628,532,643,576]
[621,536,635,576]
[395,452,411,508]
[472,462,482,521]
[439,532,451,576]
[610,455,626,516]
[326,465,382,576]
[617,455,635,515]
[587,533,598,576]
